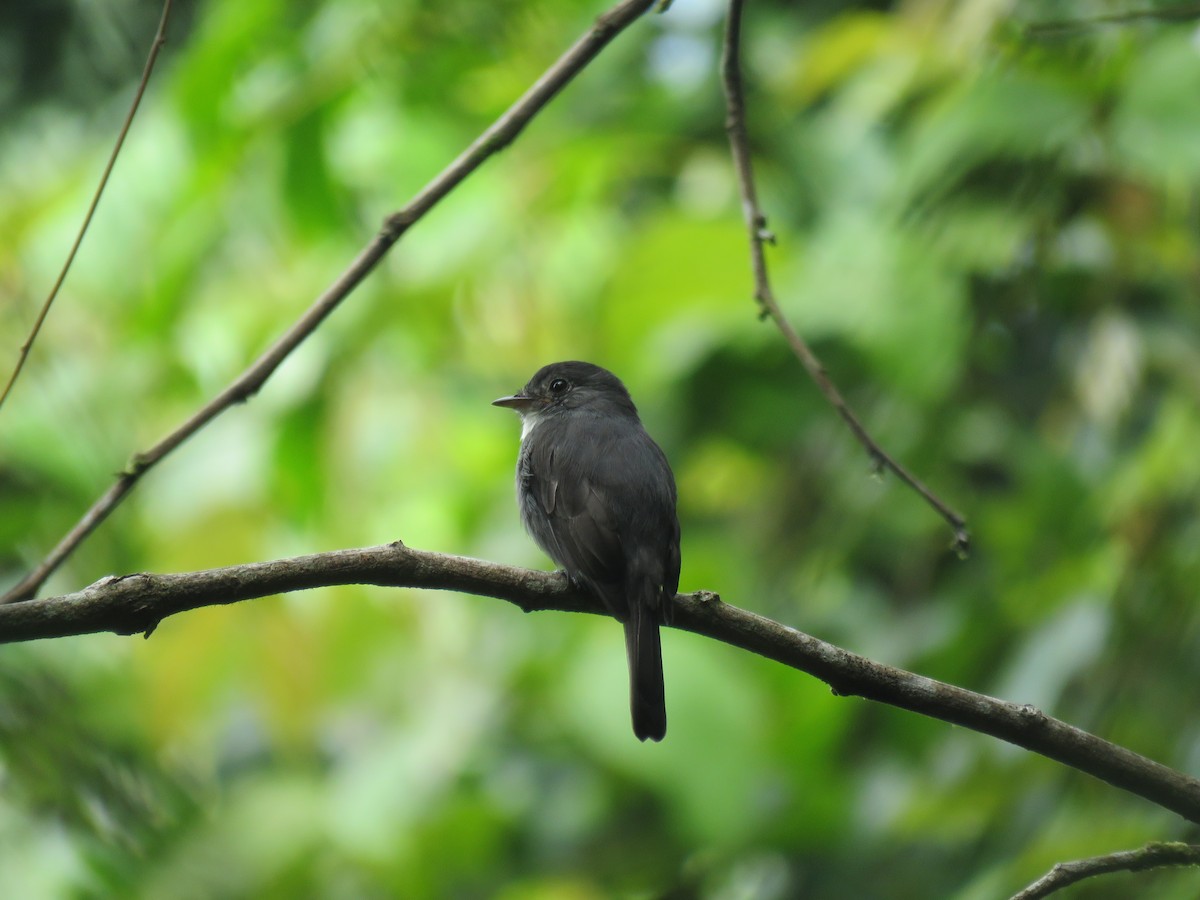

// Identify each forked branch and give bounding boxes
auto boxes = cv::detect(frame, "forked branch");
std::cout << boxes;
[1,0,658,604]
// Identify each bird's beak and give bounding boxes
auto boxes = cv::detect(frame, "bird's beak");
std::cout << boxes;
[492,393,536,411]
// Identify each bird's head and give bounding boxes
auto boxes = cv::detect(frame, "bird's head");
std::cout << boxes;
[493,361,639,434]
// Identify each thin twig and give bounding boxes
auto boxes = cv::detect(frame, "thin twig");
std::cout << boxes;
[1010,842,1200,900]
[2,543,1200,824]
[1,0,658,604]
[0,0,174,415]
[1025,5,1200,37]
[719,0,969,554]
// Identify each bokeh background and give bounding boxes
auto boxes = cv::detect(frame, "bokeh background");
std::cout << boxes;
[3,0,1200,896]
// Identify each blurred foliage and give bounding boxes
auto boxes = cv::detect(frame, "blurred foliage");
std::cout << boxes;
[3,0,1200,896]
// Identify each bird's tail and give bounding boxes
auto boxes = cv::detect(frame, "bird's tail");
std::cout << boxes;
[624,598,666,742]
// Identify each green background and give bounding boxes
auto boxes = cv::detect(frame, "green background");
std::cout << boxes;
[3,0,1200,896]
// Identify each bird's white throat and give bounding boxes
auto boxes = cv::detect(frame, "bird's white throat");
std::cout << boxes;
[520,408,545,440]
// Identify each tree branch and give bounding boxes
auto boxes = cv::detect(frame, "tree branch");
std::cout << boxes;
[1010,842,1200,900]
[1,0,658,604]
[1024,5,1200,37]
[719,0,970,553]
[0,0,174,416]
[4,542,1200,825]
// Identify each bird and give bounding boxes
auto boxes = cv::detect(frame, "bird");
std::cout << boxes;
[493,361,681,741]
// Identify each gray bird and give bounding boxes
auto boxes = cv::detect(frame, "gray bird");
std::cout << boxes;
[494,361,681,741]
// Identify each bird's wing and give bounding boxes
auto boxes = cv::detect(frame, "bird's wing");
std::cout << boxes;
[520,426,624,585]
[520,414,680,620]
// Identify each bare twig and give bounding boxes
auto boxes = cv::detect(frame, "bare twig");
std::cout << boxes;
[1010,842,1200,900]
[719,0,969,553]
[1,0,658,604]
[3,543,1200,823]
[1025,5,1200,37]
[0,0,174,415]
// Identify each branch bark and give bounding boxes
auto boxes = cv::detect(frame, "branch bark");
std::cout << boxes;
[1010,842,1200,900]
[4,542,1200,825]
[1,0,657,604]
[719,0,970,553]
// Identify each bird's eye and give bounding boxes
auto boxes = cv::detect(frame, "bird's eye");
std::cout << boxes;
[549,378,569,394]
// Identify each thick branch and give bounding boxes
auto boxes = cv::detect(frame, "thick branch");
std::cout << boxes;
[1010,842,1200,900]
[719,0,969,553]
[3,542,1200,825]
[1,0,657,604]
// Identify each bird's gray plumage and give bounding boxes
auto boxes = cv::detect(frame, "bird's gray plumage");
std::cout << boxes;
[494,361,680,741]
